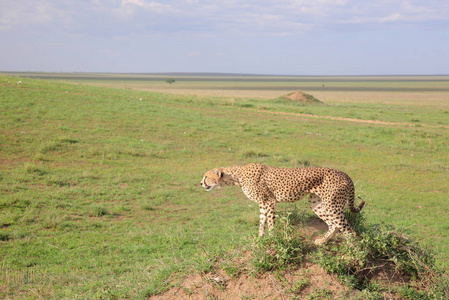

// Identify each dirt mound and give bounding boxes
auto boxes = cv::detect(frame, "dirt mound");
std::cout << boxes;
[150,213,447,299]
[150,263,355,300]
[150,217,406,300]
[280,91,323,103]
[150,254,405,300]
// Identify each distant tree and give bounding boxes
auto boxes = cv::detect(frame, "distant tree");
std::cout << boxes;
[165,79,175,84]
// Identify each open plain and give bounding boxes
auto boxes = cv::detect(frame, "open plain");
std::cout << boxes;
[1,73,448,299]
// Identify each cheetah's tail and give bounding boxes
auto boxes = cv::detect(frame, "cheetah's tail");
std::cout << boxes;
[350,200,365,213]
[348,181,365,213]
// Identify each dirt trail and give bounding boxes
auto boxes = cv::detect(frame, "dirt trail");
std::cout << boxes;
[243,107,449,129]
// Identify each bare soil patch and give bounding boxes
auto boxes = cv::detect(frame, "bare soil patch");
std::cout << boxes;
[150,260,354,300]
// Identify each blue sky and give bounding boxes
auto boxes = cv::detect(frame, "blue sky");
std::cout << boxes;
[1,0,448,75]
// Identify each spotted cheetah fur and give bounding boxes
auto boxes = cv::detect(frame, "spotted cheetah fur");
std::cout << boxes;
[201,163,365,245]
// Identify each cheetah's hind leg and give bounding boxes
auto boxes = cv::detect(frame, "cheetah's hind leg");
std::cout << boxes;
[308,194,338,245]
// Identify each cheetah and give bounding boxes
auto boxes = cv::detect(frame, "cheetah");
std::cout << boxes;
[200,163,365,245]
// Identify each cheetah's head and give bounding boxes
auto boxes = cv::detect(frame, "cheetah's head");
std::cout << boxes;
[200,168,225,191]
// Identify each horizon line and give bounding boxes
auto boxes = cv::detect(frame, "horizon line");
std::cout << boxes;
[1,71,449,77]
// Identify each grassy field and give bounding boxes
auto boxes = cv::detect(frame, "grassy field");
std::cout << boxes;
[1,74,449,298]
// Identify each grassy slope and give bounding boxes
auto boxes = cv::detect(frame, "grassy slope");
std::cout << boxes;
[1,76,448,298]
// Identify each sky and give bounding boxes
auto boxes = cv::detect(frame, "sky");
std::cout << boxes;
[1,0,449,75]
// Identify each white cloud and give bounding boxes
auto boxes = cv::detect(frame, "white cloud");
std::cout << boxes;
[379,13,402,22]
[1,0,448,36]
[338,0,449,25]
[120,0,176,13]
[0,1,65,30]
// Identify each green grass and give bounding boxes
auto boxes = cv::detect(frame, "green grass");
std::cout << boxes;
[1,75,449,298]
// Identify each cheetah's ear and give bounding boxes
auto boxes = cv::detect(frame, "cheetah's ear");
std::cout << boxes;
[216,169,223,178]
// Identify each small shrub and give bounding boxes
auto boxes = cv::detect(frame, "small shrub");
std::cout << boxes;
[289,277,310,293]
[301,160,311,167]
[312,208,446,296]
[59,137,79,144]
[252,235,304,272]
[0,233,11,241]
[237,103,254,108]
[33,153,48,161]
[355,289,384,300]
[313,237,368,289]
[280,204,309,227]
[398,285,429,300]
[24,163,48,176]
[306,288,333,299]
[359,224,435,278]
[39,141,61,153]
[222,261,241,278]
[241,150,270,158]
[251,211,306,272]
[142,205,156,211]
[91,206,109,217]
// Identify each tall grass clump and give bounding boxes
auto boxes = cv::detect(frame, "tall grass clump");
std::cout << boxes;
[251,209,308,272]
[313,210,449,298]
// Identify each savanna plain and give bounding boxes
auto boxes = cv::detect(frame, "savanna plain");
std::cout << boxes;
[1,73,449,299]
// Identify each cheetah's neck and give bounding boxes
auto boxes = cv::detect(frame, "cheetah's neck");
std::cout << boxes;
[222,166,244,186]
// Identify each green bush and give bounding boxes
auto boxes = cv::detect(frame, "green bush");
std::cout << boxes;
[91,206,109,217]
[251,210,307,272]
[312,209,449,297]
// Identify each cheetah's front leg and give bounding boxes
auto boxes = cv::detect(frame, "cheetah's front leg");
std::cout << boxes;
[258,205,267,237]
[258,202,275,237]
